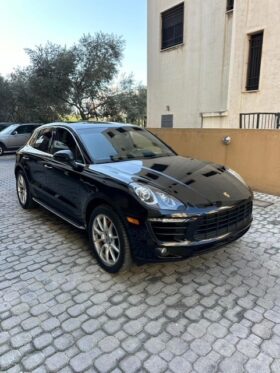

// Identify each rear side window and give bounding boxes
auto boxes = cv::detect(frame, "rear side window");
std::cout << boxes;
[31,128,53,153]
[25,126,37,134]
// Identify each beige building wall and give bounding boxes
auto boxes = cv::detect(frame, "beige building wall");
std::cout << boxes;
[226,0,280,128]
[147,0,280,129]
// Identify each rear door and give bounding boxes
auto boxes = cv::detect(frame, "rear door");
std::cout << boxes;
[23,127,54,201]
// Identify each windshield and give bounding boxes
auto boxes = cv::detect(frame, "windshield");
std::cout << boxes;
[78,126,175,163]
[0,124,17,135]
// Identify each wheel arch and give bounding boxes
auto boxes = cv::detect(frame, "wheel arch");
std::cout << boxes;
[85,195,117,227]
[0,142,6,154]
[15,164,24,176]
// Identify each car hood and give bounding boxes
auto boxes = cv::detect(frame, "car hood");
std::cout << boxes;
[89,155,252,208]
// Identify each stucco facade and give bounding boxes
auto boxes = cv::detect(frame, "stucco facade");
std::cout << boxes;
[147,0,280,128]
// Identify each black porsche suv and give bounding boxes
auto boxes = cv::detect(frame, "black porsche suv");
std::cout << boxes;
[15,122,253,273]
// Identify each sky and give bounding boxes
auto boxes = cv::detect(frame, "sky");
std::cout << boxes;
[0,0,147,83]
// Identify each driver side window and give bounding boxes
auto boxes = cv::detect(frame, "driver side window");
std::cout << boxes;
[51,128,84,164]
[31,128,53,153]
[13,126,26,135]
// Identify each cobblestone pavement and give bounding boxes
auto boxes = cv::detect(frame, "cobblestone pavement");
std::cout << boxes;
[1,154,280,373]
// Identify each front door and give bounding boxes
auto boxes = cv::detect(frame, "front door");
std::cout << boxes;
[6,125,32,149]
[42,127,88,225]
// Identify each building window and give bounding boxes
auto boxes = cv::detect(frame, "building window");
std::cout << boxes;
[161,114,173,128]
[161,3,184,50]
[226,0,234,11]
[246,31,263,91]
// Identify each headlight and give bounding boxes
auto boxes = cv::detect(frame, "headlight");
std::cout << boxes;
[227,168,247,186]
[130,182,184,210]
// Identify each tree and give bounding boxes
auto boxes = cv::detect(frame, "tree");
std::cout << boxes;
[0,32,147,123]
[0,75,13,121]
[101,75,147,126]
[9,67,70,123]
[25,33,125,120]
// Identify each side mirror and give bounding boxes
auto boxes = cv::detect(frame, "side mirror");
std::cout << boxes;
[53,150,83,171]
[12,131,18,135]
[53,149,74,164]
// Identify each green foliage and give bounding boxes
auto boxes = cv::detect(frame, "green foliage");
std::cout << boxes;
[0,33,146,124]
[24,32,125,120]
[101,75,147,126]
[0,75,13,121]
[9,67,68,123]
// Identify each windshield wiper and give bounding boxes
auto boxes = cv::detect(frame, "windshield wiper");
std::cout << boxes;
[142,153,174,159]
[110,155,134,162]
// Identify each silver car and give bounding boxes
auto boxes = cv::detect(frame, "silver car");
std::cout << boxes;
[0,123,41,156]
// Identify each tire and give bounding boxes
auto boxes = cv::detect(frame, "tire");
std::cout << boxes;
[88,204,132,273]
[16,171,35,209]
[0,143,5,156]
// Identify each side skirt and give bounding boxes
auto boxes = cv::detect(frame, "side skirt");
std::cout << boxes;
[33,198,86,230]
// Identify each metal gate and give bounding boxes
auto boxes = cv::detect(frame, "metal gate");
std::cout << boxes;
[240,113,280,129]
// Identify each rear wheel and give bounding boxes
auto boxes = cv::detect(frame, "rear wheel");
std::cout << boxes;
[88,205,132,273]
[0,143,5,156]
[16,171,35,209]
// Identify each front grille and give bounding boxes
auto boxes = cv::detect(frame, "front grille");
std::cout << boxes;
[149,200,253,243]
[192,201,253,241]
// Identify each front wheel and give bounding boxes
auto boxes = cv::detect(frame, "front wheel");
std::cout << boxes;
[0,143,5,156]
[88,205,132,273]
[16,171,35,209]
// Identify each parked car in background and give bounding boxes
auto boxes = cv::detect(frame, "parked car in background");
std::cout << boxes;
[15,122,253,273]
[0,122,15,132]
[0,123,41,156]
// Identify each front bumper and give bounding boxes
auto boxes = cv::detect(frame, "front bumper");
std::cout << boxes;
[128,199,253,263]
[152,222,252,260]
[130,221,252,263]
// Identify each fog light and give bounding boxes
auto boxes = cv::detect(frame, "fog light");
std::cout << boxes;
[160,247,168,256]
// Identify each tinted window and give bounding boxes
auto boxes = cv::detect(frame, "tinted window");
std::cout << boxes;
[32,128,53,153]
[51,128,84,163]
[78,126,175,163]
[13,126,24,134]
[26,125,37,134]
[15,125,36,134]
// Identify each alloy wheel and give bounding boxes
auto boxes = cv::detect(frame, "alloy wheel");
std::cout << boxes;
[17,174,27,205]
[92,214,120,266]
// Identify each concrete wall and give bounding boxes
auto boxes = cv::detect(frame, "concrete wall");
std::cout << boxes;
[147,0,280,129]
[147,0,233,128]
[150,128,280,196]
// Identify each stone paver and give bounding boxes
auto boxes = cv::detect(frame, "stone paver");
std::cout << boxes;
[1,155,280,372]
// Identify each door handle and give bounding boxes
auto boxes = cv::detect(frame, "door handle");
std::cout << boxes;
[22,156,29,160]
[44,164,53,169]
